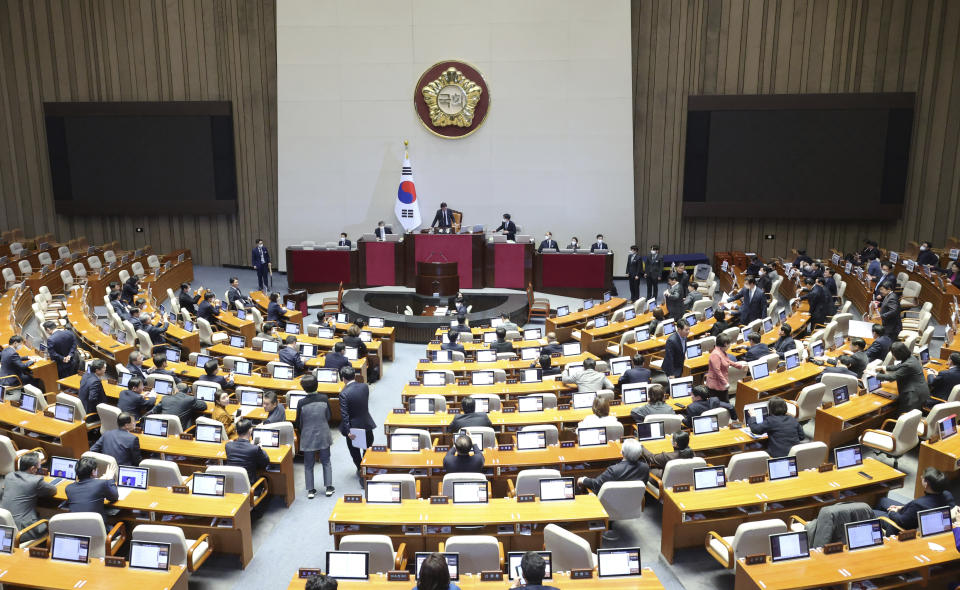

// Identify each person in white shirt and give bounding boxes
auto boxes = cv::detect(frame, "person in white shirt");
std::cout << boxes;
[577,397,619,430]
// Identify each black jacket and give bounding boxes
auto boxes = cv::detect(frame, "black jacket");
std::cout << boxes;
[581,458,649,494]
[197,300,217,323]
[865,335,892,362]
[342,336,368,357]
[878,291,902,337]
[773,336,795,359]
[118,389,155,419]
[450,411,493,432]
[279,346,305,375]
[884,491,955,530]
[683,397,737,427]
[47,329,79,378]
[78,372,106,414]
[150,392,207,429]
[431,208,453,228]
[267,301,285,322]
[65,478,118,516]
[749,414,804,458]
[91,429,141,466]
[225,438,270,483]
[495,220,517,241]
[121,277,139,304]
[619,367,652,386]
[625,253,643,276]
[339,382,376,434]
[877,356,930,413]
[0,346,34,388]
[179,290,200,314]
[323,351,350,370]
[929,366,960,399]
[662,332,686,378]
[743,343,771,362]
[443,444,484,474]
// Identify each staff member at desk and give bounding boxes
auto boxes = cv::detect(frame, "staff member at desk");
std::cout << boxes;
[748,397,803,458]
[0,452,55,543]
[118,377,154,419]
[78,359,107,414]
[566,237,580,251]
[279,335,306,376]
[431,202,454,230]
[90,412,141,466]
[578,438,649,494]
[65,457,118,517]
[512,551,560,590]
[705,333,746,402]
[590,234,609,252]
[642,431,694,479]
[197,292,218,323]
[538,232,558,253]
[227,418,270,484]
[0,335,39,388]
[262,391,286,424]
[443,433,484,474]
[42,320,78,378]
[875,342,930,413]
[212,391,237,438]
[495,213,517,241]
[295,375,334,499]
[337,233,351,248]
[266,292,285,323]
[927,352,960,398]
[339,366,376,475]
[450,397,492,430]
[562,357,613,392]
[150,382,207,429]
[178,283,201,315]
[324,342,351,370]
[874,467,955,534]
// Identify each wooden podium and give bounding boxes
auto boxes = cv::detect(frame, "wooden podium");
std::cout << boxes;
[415,261,458,296]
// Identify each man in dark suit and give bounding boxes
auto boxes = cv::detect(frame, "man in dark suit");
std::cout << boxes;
[876,342,930,413]
[728,277,764,324]
[338,366,376,474]
[226,419,270,483]
[450,397,493,431]
[90,412,141,466]
[820,355,859,378]
[537,232,559,253]
[874,468,955,534]
[877,283,902,337]
[150,382,207,429]
[916,241,940,268]
[197,292,218,323]
[440,330,464,353]
[0,452,56,542]
[430,202,453,230]
[821,338,869,378]
[643,245,665,301]
[442,434,484,473]
[197,359,233,388]
[865,323,892,362]
[541,332,562,356]
[323,342,351,370]
[126,351,148,381]
[226,277,250,310]
[494,213,517,241]
[278,335,305,375]
[772,325,796,359]
[684,281,703,311]
[742,332,771,362]
[118,377,154,418]
[619,354,651,386]
[261,391,286,424]
[337,233,351,248]
[140,311,169,345]
[42,320,78,378]
[65,457,118,517]
[78,359,107,414]
[749,397,804,458]
[682,385,737,427]
[642,431,695,479]
[1,335,38,388]
[514,551,561,590]
[266,292,285,323]
[822,267,838,298]
[108,291,131,320]
[121,276,140,305]
[928,352,960,398]
[664,273,685,321]
[578,439,649,493]
[661,322,689,378]
[374,221,393,240]
[489,327,514,354]
[252,238,271,292]
[590,234,609,252]
[149,353,182,385]
[626,245,643,301]
[873,260,895,299]
[178,283,201,316]
[128,306,145,332]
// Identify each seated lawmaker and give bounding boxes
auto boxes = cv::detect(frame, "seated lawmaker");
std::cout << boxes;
[927,352,960,399]
[916,241,940,268]
[642,431,694,479]
[417,552,461,590]
[741,332,771,362]
[197,358,234,388]
[178,282,201,315]
[450,397,492,431]
[772,325,796,359]
[513,551,560,590]
[441,330,464,353]
[65,457,118,517]
[682,385,736,427]
[629,384,672,422]
[820,338,868,378]
[226,277,251,310]
[279,335,306,375]
[530,354,561,377]
[374,220,392,240]
[619,354,651,386]
[118,377,154,419]
[150,382,206,430]
[489,328,514,354]
[90,412,141,466]
[577,397,619,430]
[494,213,517,241]
[197,291,218,323]
[266,292,285,322]
[226,418,270,482]
[0,335,39,389]
[149,353,181,384]
[538,232,559,253]
[709,309,733,337]
[541,332,562,356]
[323,342,351,370]
[748,397,803,458]
[875,467,955,534]
[121,275,140,305]
[578,439,648,494]
[684,281,702,311]
[443,434,484,474]
[0,452,56,543]
[108,291,130,320]
[562,358,612,392]
[864,323,892,362]
[819,355,859,379]
[262,391,286,424]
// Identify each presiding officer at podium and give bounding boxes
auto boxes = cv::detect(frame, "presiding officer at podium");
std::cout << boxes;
[431,202,454,230]
[495,213,517,241]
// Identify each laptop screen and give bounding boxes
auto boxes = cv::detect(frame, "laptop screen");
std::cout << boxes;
[285,323,300,335]
[834,444,863,469]
[624,309,636,321]
[578,426,608,446]
[253,428,280,448]
[261,340,279,354]
[770,531,809,562]
[704,306,714,319]
[693,466,726,490]
[476,349,497,362]
[183,320,194,332]
[685,315,697,327]
[287,392,306,410]
[662,320,676,335]
[285,300,295,310]
[415,552,459,581]
[938,415,958,440]
[686,343,702,359]
[539,477,575,501]
[610,357,630,375]
[918,346,930,363]
[520,346,541,361]
[0,525,13,554]
[572,392,596,409]
[118,466,149,490]
[50,456,78,480]
[368,317,384,328]
[844,519,884,550]
[763,319,773,333]
[165,348,180,363]
[240,390,263,407]
[195,423,223,443]
[597,548,641,578]
[518,396,543,413]
[832,385,850,405]
[778,309,787,323]
[365,481,402,504]
[767,457,798,481]
[142,417,169,437]
[524,328,542,340]
[864,374,881,393]
[409,397,435,414]
[272,365,294,380]
[195,354,213,368]
[692,414,719,435]
[472,371,494,386]
[634,326,651,342]
[744,402,769,425]
[51,533,90,563]
[326,551,369,580]
[19,393,37,412]
[119,372,133,387]
[389,433,420,452]
[432,350,452,363]
[344,347,359,361]
[517,430,546,450]
[562,342,581,356]
[784,350,799,370]
[195,384,218,402]
[482,332,498,344]
[918,506,953,537]
[359,331,373,343]
[583,300,594,310]
[452,481,488,503]
[508,551,551,581]
[471,397,490,413]
[229,335,245,348]
[299,343,317,358]
[556,305,569,317]
[520,368,541,383]
[315,368,338,383]
[52,403,75,422]
[316,327,335,339]
[636,421,664,441]
[811,341,824,357]
[622,383,649,405]
[594,317,609,328]
[669,377,693,399]
[153,379,172,395]
[423,371,446,386]
[129,540,171,571]
[750,361,770,380]
[191,473,225,496]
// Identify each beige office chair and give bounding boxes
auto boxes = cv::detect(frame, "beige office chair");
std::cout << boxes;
[195,417,229,443]
[258,421,296,447]
[96,403,121,434]
[131,524,212,573]
[197,318,228,346]
[791,383,825,423]
[646,457,707,502]
[544,524,596,571]
[788,441,828,470]
[371,473,419,499]
[204,465,269,509]
[118,269,131,284]
[146,414,184,436]
[510,468,562,498]
[48,513,125,559]
[140,459,186,487]
[700,407,730,428]
[147,255,161,269]
[706,519,787,570]
[725,451,770,481]
[441,536,502,574]
[468,394,501,411]
[597,480,647,540]
[0,507,46,549]
[81,451,118,480]
[820,373,860,404]
[339,534,407,573]
[860,409,923,468]
[0,435,44,477]
[645,413,683,435]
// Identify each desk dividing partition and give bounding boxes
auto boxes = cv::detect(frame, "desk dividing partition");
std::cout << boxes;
[0,548,189,589]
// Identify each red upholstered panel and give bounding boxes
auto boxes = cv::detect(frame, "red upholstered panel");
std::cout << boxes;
[289,250,352,284]
[414,234,474,288]
[493,243,526,289]
[364,242,395,286]
[540,253,606,288]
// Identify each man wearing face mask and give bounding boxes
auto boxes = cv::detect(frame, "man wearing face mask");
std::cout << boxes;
[626,245,643,301]
[337,233,351,247]
[538,232,558,253]
[495,213,517,241]
[643,245,664,301]
[566,237,580,251]
[916,241,940,268]
[590,234,609,252]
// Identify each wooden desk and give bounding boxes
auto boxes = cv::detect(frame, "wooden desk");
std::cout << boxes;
[659,458,904,563]
[42,477,255,567]
[399,381,576,403]
[813,386,899,450]
[249,290,303,325]
[328,495,608,554]
[733,530,960,590]
[206,343,368,383]
[136,434,296,506]
[734,362,823,417]
[66,287,135,365]
[415,353,598,377]
[545,298,627,343]
[287,570,665,589]
[0,548,188,589]
[0,402,88,457]
[0,287,59,389]
[915,433,960,497]
[331,320,396,361]
[214,310,256,341]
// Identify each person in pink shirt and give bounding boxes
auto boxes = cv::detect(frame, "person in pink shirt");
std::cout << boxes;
[705,333,747,402]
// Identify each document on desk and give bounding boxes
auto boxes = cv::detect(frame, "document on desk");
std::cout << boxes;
[349,428,366,449]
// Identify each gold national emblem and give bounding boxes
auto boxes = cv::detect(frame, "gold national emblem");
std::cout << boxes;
[414,61,490,139]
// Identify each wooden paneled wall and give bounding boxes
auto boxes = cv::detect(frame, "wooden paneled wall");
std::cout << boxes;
[632,0,960,260]
[0,0,277,266]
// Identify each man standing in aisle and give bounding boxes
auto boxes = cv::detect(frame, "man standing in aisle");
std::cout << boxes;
[626,245,643,301]
[338,366,376,477]
[43,320,79,378]
[644,245,664,301]
[252,238,271,292]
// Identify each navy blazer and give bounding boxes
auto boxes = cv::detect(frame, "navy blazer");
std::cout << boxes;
[742,343,772,362]
[662,333,686,378]
[144,322,168,345]
[619,367,652,386]
[196,374,230,389]
[278,346,305,375]
[749,414,804,458]
[683,397,737,427]
[110,300,131,320]
[731,286,764,324]
[118,389,154,418]
[450,411,493,432]
[47,329,79,377]
[323,352,350,370]
[929,366,960,398]
[865,335,892,362]
[885,491,955,530]
[537,239,559,253]
[773,336,795,359]
[225,439,270,483]
[266,302,284,322]
[252,245,271,268]
[90,429,141,466]
[431,208,453,228]
[197,301,217,323]
[339,382,376,434]
[178,290,200,314]
[0,346,34,387]
[374,226,392,240]
[65,478,119,516]
[264,403,286,424]
[77,372,106,414]
[443,444,484,473]
[126,363,147,381]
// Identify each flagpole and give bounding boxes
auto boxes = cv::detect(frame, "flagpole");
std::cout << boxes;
[404,139,408,159]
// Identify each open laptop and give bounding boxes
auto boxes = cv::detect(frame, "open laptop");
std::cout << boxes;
[577,426,608,446]
[476,349,497,362]
[272,364,294,380]
[520,368,542,383]
[583,300,595,311]
[517,430,546,450]
[191,473,225,497]
[685,341,703,359]
[594,317,609,329]
[472,371,494,386]
[18,392,37,413]
[767,457,798,481]
[622,383,649,405]
[344,347,360,361]
[810,340,825,358]
[50,533,91,564]
[783,349,800,370]
[49,456,78,485]
[298,343,317,358]
[239,389,264,417]
[165,348,180,363]
[624,308,637,321]
[315,326,335,339]
[409,397,436,414]
[834,444,863,469]
[938,414,958,440]
[508,551,551,581]
[259,339,279,354]
[597,548,641,578]
[129,540,171,571]
[862,373,882,394]
[832,385,851,405]
[471,397,490,413]
[229,335,245,348]
[539,477,575,501]
[610,356,631,376]
[365,481,402,504]
[0,525,13,554]
[692,414,719,435]
[635,420,665,441]
[844,519,884,551]
[315,368,338,383]
[415,552,459,581]
[668,376,693,401]
[556,305,569,317]
[693,466,726,490]
[769,531,809,562]
[432,349,452,363]
[423,371,446,386]
[194,354,213,368]
[195,422,223,443]
[118,371,133,387]
[518,396,543,412]
[117,466,149,490]
[743,402,769,425]
[482,332,498,344]
[661,320,676,335]
[284,322,300,335]
[152,379,173,396]
[749,360,770,380]
[326,551,369,580]
[253,427,279,448]
[634,326,651,342]
[195,383,218,403]
[918,506,953,537]
[142,417,169,437]
[562,342,580,356]
[452,481,488,503]
[52,402,77,422]
[287,392,306,410]
[389,433,420,452]
[368,317,384,328]
[520,346,541,361]
[524,328,542,340]
[572,392,596,409]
